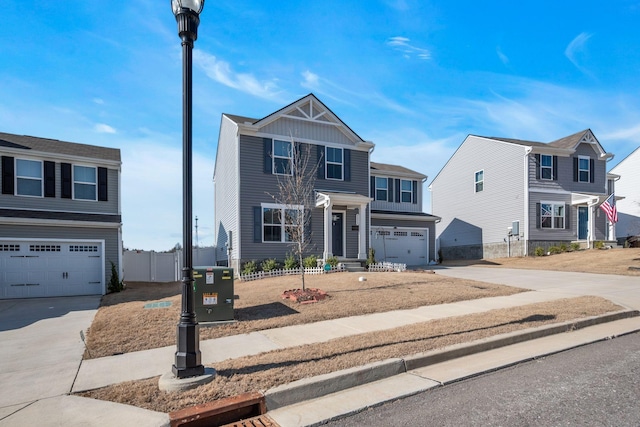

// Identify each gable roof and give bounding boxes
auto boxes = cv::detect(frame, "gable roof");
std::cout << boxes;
[370,161,427,180]
[0,132,121,162]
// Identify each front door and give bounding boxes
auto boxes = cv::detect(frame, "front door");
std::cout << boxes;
[331,212,344,257]
[578,206,588,240]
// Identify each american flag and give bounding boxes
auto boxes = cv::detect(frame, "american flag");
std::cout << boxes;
[600,193,618,224]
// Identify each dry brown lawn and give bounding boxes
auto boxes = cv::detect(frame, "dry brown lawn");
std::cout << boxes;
[79,248,634,413]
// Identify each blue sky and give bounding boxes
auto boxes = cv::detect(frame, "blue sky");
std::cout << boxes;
[2,1,640,251]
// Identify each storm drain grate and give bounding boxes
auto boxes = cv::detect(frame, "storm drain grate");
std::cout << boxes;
[221,415,279,427]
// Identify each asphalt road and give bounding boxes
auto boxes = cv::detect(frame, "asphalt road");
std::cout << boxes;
[325,332,640,427]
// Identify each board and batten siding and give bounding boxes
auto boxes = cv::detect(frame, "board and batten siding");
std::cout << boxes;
[213,116,240,264]
[0,164,119,214]
[432,136,527,250]
[610,147,640,238]
[237,134,369,262]
[0,224,119,291]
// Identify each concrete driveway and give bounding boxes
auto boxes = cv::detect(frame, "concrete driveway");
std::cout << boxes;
[0,296,101,420]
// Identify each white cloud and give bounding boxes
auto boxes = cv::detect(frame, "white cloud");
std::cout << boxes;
[565,32,594,76]
[301,70,320,88]
[194,50,285,101]
[387,36,431,60]
[93,98,105,105]
[496,47,509,66]
[94,123,116,134]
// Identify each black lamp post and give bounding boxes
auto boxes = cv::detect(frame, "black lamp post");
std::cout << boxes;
[172,0,205,379]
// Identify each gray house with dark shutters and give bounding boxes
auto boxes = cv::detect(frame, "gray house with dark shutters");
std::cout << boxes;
[214,94,373,271]
[430,129,618,260]
[0,132,122,299]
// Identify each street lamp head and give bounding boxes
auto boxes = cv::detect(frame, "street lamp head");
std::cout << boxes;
[171,0,205,16]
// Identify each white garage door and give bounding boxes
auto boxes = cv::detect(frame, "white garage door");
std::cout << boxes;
[371,227,428,266]
[0,240,103,299]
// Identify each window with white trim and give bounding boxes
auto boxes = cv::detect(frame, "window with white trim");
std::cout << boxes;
[273,140,292,175]
[578,156,590,183]
[401,180,413,203]
[540,155,553,180]
[262,204,302,242]
[73,165,97,200]
[541,203,564,229]
[16,159,43,197]
[375,177,388,201]
[325,147,343,180]
[475,170,484,193]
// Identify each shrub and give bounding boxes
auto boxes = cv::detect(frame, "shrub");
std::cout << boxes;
[303,255,318,268]
[261,258,279,272]
[571,242,581,251]
[326,256,339,267]
[284,252,299,270]
[548,246,561,255]
[534,247,545,257]
[366,247,376,267]
[108,261,124,293]
[241,260,258,275]
[594,240,605,249]
[559,243,568,252]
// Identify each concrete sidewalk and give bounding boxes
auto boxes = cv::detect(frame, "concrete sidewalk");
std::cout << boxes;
[2,267,640,427]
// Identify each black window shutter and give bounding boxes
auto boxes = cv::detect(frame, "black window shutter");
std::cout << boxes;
[573,157,578,182]
[370,176,375,198]
[552,156,558,181]
[253,206,262,242]
[263,138,272,174]
[589,159,595,183]
[412,180,418,204]
[317,145,325,180]
[305,209,312,242]
[343,149,351,181]
[565,204,571,229]
[535,154,540,180]
[536,203,541,228]
[395,179,401,203]
[44,161,55,197]
[98,167,108,201]
[1,156,14,195]
[387,178,394,202]
[61,163,72,199]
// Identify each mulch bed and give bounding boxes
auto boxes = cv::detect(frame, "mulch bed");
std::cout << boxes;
[281,288,329,304]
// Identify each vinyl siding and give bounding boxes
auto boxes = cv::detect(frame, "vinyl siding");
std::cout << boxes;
[370,177,423,213]
[260,117,355,146]
[528,192,574,241]
[609,147,640,238]
[0,224,119,289]
[568,144,607,194]
[213,116,240,263]
[432,136,527,251]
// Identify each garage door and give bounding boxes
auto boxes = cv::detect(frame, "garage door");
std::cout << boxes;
[370,227,428,266]
[0,240,103,299]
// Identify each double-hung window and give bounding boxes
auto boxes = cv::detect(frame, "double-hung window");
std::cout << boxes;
[401,180,413,203]
[16,159,43,197]
[375,177,388,201]
[540,155,553,180]
[475,170,484,193]
[578,156,590,182]
[73,165,97,200]
[325,147,343,180]
[262,204,302,242]
[273,140,292,175]
[541,203,564,229]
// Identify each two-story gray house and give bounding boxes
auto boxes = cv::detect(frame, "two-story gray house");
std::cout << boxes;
[370,162,439,265]
[214,94,373,271]
[0,132,122,299]
[430,129,617,260]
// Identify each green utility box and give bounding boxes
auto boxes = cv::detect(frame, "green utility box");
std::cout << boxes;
[193,266,234,323]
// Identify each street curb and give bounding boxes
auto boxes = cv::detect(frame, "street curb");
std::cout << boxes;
[264,309,639,412]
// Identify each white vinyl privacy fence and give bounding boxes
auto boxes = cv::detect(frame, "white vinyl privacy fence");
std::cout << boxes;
[123,247,216,282]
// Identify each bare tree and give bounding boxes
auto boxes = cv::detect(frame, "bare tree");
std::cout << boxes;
[268,140,319,290]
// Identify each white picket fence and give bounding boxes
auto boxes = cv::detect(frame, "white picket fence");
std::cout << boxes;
[367,262,407,272]
[239,265,346,282]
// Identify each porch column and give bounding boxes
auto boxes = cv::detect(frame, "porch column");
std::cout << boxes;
[358,203,367,259]
[323,202,333,260]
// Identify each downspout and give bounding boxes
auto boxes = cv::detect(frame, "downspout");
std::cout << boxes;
[367,144,375,260]
[523,147,532,256]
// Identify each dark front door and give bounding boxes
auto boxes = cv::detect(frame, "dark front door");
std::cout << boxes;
[578,206,588,240]
[331,212,344,257]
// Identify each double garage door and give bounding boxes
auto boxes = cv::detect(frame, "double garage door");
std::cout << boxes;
[0,240,104,299]
[370,227,429,266]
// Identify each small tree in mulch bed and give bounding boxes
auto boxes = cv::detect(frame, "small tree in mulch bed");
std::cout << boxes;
[282,288,329,304]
